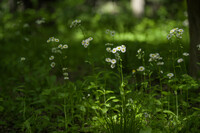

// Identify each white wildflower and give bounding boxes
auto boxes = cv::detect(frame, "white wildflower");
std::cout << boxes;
[63,44,68,49]
[167,73,174,79]
[106,47,111,52]
[111,59,117,64]
[110,31,115,36]
[137,66,145,72]
[49,56,54,60]
[170,29,175,34]
[63,73,68,76]
[115,52,121,60]
[121,48,126,53]
[55,38,59,42]
[47,39,50,43]
[88,37,93,41]
[81,37,93,48]
[70,19,81,28]
[137,48,142,53]
[58,44,63,49]
[132,69,136,74]
[150,53,156,58]
[183,52,189,56]
[112,48,117,53]
[52,47,57,53]
[121,45,126,48]
[167,34,172,40]
[177,58,184,63]
[62,67,68,71]
[168,28,184,40]
[20,57,26,61]
[116,46,122,51]
[35,18,45,25]
[111,63,115,69]
[105,58,111,62]
[106,29,110,34]
[157,62,164,65]
[178,29,184,34]
[50,62,56,68]
[64,77,69,80]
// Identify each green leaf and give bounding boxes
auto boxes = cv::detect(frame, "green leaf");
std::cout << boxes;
[192,107,200,111]
[106,96,116,103]
[112,99,120,102]
[41,89,52,95]
[163,110,176,116]
[102,108,108,114]
[58,93,68,98]
[105,90,114,94]
[78,105,86,112]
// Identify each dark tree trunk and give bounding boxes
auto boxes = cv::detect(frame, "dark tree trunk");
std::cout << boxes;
[8,0,17,12]
[187,0,200,78]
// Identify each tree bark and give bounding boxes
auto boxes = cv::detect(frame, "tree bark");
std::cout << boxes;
[187,0,200,78]
[8,0,17,12]
[130,0,145,18]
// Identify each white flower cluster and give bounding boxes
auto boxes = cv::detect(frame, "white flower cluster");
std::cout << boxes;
[48,37,69,68]
[183,52,189,56]
[105,29,115,36]
[47,37,59,43]
[51,44,68,54]
[58,44,68,49]
[105,58,117,69]
[49,55,56,68]
[70,19,81,28]
[35,18,45,25]
[148,53,164,65]
[167,28,184,40]
[62,67,69,80]
[81,37,93,48]
[105,43,114,52]
[111,45,126,54]
[136,48,144,60]
[105,45,126,68]
[52,47,62,54]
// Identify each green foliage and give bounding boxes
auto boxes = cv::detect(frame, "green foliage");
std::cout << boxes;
[0,0,199,132]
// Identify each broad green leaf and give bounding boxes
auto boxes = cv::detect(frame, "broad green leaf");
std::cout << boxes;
[106,96,116,103]
[102,108,108,114]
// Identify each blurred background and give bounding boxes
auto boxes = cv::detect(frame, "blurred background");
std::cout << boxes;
[0,0,188,86]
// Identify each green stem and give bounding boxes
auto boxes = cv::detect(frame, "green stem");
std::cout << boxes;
[64,87,67,131]
[119,59,125,114]
[23,98,26,121]
[175,91,179,119]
